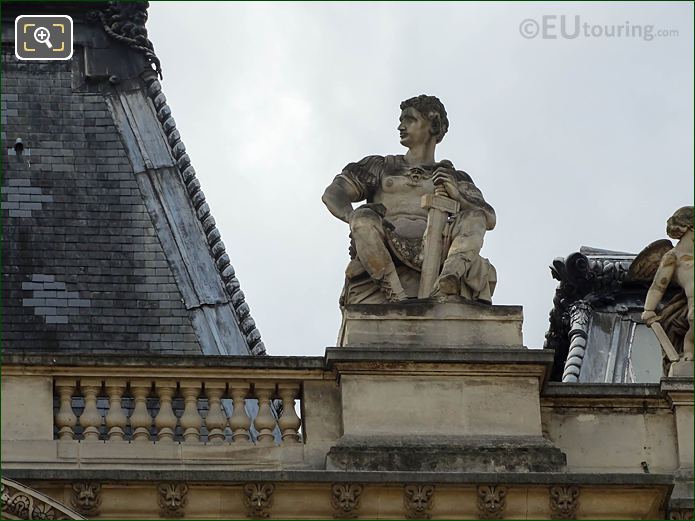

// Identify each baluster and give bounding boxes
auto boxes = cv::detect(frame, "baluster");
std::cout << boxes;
[130,380,153,442]
[180,381,202,443]
[154,381,177,442]
[229,382,251,443]
[55,378,77,440]
[253,383,277,446]
[277,383,301,444]
[105,379,127,442]
[80,379,103,441]
[205,382,227,444]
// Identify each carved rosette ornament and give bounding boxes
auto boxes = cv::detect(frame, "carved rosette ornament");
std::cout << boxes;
[669,510,694,520]
[243,483,275,519]
[2,478,85,520]
[477,485,507,519]
[70,482,102,518]
[549,485,579,519]
[403,484,434,519]
[330,483,363,519]
[157,483,188,518]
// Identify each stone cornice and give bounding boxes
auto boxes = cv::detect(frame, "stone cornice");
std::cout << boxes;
[1,469,676,487]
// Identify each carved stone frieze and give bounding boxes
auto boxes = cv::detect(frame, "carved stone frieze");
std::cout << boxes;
[403,484,434,519]
[330,483,363,519]
[549,485,579,519]
[70,482,101,517]
[476,485,507,519]
[157,482,188,518]
[243,483,275,519]
[1,478,84,520]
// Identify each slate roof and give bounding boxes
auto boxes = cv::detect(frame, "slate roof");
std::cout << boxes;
[1,2,265,356]
[544,246,668,383]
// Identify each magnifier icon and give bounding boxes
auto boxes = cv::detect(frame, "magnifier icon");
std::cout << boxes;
[33,26,53,49]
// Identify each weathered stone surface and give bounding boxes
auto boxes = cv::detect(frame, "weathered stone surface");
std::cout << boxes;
[338,298,523,348]
[326,435,566,472]
[322,95,497,304]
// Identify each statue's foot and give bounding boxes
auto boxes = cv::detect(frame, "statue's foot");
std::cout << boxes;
[380,269,407,302]
[436,273,460,296]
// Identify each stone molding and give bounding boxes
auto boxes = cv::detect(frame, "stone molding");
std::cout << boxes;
[1,479,671,520]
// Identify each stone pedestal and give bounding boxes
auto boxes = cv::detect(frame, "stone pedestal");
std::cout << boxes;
[338,298,523,348]
[662,377,694,516]
[324,345,565,472]
[668,359,694,377]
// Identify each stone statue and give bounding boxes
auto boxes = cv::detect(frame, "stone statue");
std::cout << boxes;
[322,95,497,305]
[634,206,694,373]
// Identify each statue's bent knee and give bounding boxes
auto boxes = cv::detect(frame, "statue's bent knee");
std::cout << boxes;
[350,208,383,236]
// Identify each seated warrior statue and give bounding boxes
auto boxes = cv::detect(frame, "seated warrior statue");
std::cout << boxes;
[322,94,497,305]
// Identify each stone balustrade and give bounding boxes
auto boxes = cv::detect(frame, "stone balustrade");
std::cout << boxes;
[54,377,302,445]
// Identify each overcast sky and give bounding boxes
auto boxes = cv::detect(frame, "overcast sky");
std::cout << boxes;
[147,2,694,357]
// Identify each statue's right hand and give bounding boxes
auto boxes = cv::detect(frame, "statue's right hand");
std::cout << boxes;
[641,310,659,326]
[354,202,387,219]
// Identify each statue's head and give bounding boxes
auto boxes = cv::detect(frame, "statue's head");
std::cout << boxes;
[398,95,449,147]
[666,206,694,240]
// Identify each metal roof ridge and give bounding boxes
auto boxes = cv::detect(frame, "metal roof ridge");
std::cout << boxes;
[141,72,266,356]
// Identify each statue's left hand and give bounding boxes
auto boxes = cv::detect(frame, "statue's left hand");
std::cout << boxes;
[432,168,460,201]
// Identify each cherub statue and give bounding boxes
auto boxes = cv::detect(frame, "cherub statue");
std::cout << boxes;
[322,95,496,305]
[632,206,694,371]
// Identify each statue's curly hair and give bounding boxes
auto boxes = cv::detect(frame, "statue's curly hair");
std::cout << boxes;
[666,206,694,239]
[400,95,449,143]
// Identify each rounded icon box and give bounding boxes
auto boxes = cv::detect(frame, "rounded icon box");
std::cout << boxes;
[15,15,74,61]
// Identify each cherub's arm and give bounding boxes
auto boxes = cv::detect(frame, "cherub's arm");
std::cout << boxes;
[642,250,677,323]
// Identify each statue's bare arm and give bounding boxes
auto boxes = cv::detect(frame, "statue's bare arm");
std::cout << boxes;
[322,177,362,224]
[642,251,676,323]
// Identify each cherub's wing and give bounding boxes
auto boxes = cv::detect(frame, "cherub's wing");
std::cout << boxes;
[628,239,674,282]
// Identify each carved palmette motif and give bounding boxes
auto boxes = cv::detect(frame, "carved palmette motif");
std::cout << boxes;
[1,479,82,520]
[477,485,507,519]
[330,483,363,519]
[549,485,579,519]
[71,482,102,517]
[157,482,188,518]
[243,483,275,519]
[669,510,694,520]
[403,484,434,519]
